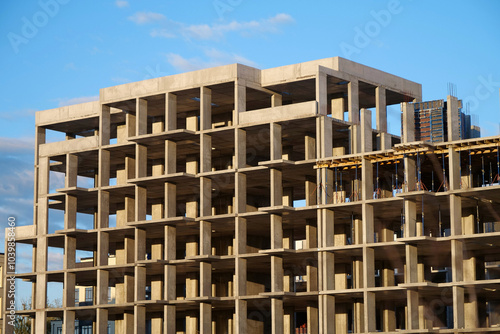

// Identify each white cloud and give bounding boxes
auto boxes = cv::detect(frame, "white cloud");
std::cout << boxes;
[181,13,294,40]
[0,108,36,120]
[128,11,166,25]
[115,0,129,8]
[0,137,34,153]
[57,95,99,107]
[150,28,176,39]
[47,251,64,271]
[166,48,257,73]
[146,13,294,40]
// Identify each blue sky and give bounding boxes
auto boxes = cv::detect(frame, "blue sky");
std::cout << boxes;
[0,0,499,300]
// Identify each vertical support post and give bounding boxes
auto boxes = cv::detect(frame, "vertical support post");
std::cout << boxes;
[316,71,328,115]
[136,98,148,136]
[201,87,212,130]
[376,87,387,132]
[402,102,415,143]
[166,92,177,131]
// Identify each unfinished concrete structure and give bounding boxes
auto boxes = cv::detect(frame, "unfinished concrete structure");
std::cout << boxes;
[5,57,500,333]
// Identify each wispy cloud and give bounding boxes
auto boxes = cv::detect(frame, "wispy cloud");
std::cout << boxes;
[140,13,294,40]
[150,28,176,38]
[166,48,257,73]
[115,0,129,8]
[47,251,64,271]
[128,11,166,25]
[0,137,34,153]
[57,95,99,107]
[0,108,36,121]
[181,13,294,40]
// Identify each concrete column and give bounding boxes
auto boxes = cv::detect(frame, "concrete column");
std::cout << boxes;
[364,291,376,332]
[271,93,282,107]
[235,299,247,333]
[270,123,282,160]
[135,186,147,221]
[405,244,418,283]
[271,256,283,292]
[97,191,109,229]
[63,310,75,334]
[453,286,465,329]
[404,200,417,238]
[152,115,164,134]
[451,240,463,282]
[100,105,110,145]
[234,217,247,331]
[200,177,212,217]
[376,87,387,132]
[95,308,108,334]
[64,195,77,229]
[126,109,136,138]
[350,124,361,154]
[200,303,212,334]
[63,271,75,307]
[136,144,147,178]
[164,140,177,173]
[164,305,176,334]
[447,95,460,141]
[322,209,334,248]
[164,182,176,218]
[360,108,372,153]
[234,217,247,294]
[186,154,198,174]
[134,305,146,334]
[362,158,373,203]
[321,295,335,334]
[304,134,316,160]
[383,302,396,331]
[449,148,460,190]
[335,304,348,334]
[65,154,78,188]
[407,290,419,330]
[450,195,462,236]
[271,298,284,334]
[136,98,148,136]
[165,92,177,131]
[319,116,333,158]
[235,172,246,214]
[200,261,212,297]
[97,232,109,266]
[234,81,246,125]
[186,111,199,131]
[363,246,375,288]
[201,87,212,130]
[270,169,282,206]
[235,128,246,168]
[402,102,415,143]
[201,134,212,172]
[331,97,345,120]
[270,214,283,249]
[200,220,211,256]
[64,236,76,270]
[305,176,317,206]
[348,80,359,124]
[307,304,319,333]
[135,265,146,301]
[316,71,328,115]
